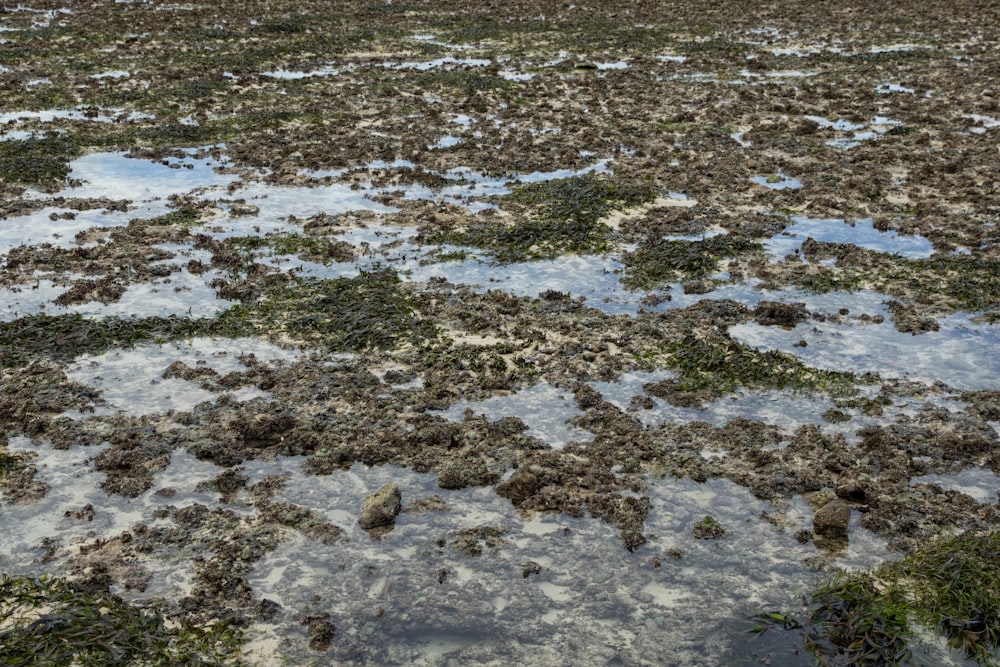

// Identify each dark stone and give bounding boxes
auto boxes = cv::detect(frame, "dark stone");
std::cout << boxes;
[753,300,807,328]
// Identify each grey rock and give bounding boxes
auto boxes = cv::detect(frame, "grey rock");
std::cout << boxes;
[812,500,851,538]
[359,483,402,529]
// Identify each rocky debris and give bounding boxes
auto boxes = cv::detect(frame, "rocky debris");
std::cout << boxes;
[887,300,941,334]
[693,515,727,539]
[520,560,542,578]
[451,525,509,556]
[495,468,539,504]
[301,612,335,651]
[358,483,402,529]
[812,500,851,538]
[753,301,808,328]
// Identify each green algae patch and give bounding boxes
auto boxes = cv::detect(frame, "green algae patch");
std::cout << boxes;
[226,233,357,265]
[0,271,432,368]
[0,315,221,368]
[623,236,759,290]
[219,268,436,351]
[432,175,656,262]
[142,208,205,227]
[0,574,243,666]
[796,244,1000,316]
[413,70,514,96]
[894,256,1000,316]
[0,451,20,476]
[663,332,860,399]
[0,136,81,190]
[753,531,1000,665]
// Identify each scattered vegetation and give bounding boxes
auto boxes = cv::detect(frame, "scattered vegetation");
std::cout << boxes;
[0,574,243,666]
[751,531,1000,665]
[0,450,23,476]
[142,208,204,227]
[0,135,81,189]
[0,314,220,367]
[227,233,356,265]
[794,245,1000,315]
[623,236,759,289]
[693,515,727,539]
[413,70,513,95]
[663,332,860,397]
[219,267,436,351]
[431,175,655,262]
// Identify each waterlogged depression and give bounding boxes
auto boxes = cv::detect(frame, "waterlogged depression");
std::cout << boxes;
[0,443,891,665]
[3,2,1000,665]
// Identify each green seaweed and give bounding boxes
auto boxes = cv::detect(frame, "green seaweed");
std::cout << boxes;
[0,574,242,666]
[752,531,1000,665]
[0,314,221,368]
[431,175,655,262]
[226,233,356,265]
[623,236,759,290]
[0,135,81,189]
[0,451,23,476]
[664,332,859,397]
[219,267,436,351]
[792,249,1000,314]
[413,69,514,95]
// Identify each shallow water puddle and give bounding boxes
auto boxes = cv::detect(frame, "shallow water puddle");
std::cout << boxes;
[911,467,1000,504]
[435,382,592,448]
[0,107,153,128]
[220,180,396,232]
[0,248,235,321]
[384,57,492,71]
[0,443,893,665]
[261,66,340,79]
[0,438,138,571]
[407,250,765,316]
[54,148,236,203]
[965,113,1000,133]
[62,337,302,418]
[805,114,902,149]
[750,173,803,190]
[731,291,1000,390]
[590,371,900,443]
[2,149,236,252]
[0,278,77,321]
[765,214,934,260]
[0,207,140,253]
[876,82,916,94]
[227,462,889,665]
[1,152,634,322]
[0,439,230,596]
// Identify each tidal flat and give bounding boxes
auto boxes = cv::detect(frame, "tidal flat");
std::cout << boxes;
[2,1,1000,664]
